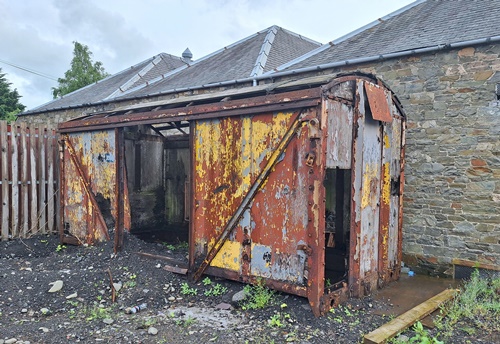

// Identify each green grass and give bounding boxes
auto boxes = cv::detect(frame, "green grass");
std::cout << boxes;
[435,270,500,338]
[241,282,276,310]
[180,282,198,296]
[391,270,500,343]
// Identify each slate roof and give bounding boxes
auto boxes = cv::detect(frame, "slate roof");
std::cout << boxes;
[273,0,500,72]
[24,53,186,114]
[119,26,321,99]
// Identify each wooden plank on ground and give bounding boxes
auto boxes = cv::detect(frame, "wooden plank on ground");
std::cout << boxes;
[363,289,458,344]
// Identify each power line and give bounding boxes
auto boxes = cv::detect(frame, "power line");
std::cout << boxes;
[0,58,58,81]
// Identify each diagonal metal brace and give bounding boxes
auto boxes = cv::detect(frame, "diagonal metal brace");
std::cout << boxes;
[192,112,308,282]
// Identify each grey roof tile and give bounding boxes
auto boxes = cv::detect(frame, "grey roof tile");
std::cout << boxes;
[23,53,184,114]
[119,26,321,99]
[278,0,500,71]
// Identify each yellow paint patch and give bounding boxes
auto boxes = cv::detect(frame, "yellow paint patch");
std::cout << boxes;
[384,133,390,148]
[382,162,391,205]
[210,240,241,271]
[361,163,379,208]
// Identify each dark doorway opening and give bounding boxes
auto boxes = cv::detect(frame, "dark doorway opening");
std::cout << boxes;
[125,123,190,245]
[324,168,351,288]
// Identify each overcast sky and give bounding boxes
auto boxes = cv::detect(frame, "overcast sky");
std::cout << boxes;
[1,0,414,110]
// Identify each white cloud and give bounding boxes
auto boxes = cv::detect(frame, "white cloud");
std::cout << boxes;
[0,0,414,110]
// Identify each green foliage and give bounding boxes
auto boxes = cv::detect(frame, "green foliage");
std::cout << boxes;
[52,41,109,98]
[56,244,66,252]
[180,282,197,296]
[409,322,443,344]
[268,313,284,328]
[0,68,25,122]
[202,277,212,286]
[84,305,110,321]
[241,282,276,310]
[435,270,500,338]
[204,283,228,297]
[163,241,189,251]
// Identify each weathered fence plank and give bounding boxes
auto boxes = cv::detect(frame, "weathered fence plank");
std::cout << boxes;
[20,122,29,237]
[0,120,57,240]
[11,124,19,237]
[1,121,9,240]
[29,125,38,234]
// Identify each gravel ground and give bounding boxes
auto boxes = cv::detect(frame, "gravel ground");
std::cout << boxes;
[0,232,496,343]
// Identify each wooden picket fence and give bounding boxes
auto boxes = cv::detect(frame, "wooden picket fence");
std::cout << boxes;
[0,120,58,240]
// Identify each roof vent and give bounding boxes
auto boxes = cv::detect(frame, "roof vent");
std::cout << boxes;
[182,48,193,63]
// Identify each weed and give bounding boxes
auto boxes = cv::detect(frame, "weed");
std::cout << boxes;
[204,283,228,297]
[176,316,196,327]
[163,242,188,250]
[202,277,212,286]
[143,317,157,327]
[56,244,66,252]
[325,278,332,287]
[181,282,198,296]
[124,280,137,288]
[268,314,284,328]
[84,305,110,322]
[241,282,276,310]
[435,270,500,338]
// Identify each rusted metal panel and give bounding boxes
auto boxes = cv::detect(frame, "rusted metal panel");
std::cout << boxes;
[62,130,116,244]
[58,90,321,133]
[325,101,353,169]
[190,107,323,300]
[349,80,366,298]
[359,99,382,295]
[365,82,392,123]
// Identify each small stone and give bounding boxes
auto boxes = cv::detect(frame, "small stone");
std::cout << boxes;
[48,280,63,293]
[148,327,158,335]
[40,308,50,315]
[156,264,161,268]
[66,292,78,299]
[21,308,28,313]
[103,318,114,325]
[168,296,175,301]
[215,302,232,310]
[113,283,122,292]
[39,327,49,333]
[369,303,373,308]
[232,289,247,303]
[5,339,17,344]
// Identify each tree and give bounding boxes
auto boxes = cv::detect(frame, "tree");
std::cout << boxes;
[52,41,110,98]
[0,68,25,122]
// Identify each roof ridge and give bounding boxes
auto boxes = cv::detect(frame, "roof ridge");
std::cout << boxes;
[265,0,426,74]
[104,54,186,100]
[118,28,270,97]
[250,26,278,77]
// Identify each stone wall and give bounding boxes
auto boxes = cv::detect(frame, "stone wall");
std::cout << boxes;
[302,44,500,276]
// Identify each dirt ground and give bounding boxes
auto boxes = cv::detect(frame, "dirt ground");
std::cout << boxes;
[0,232,495,344]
